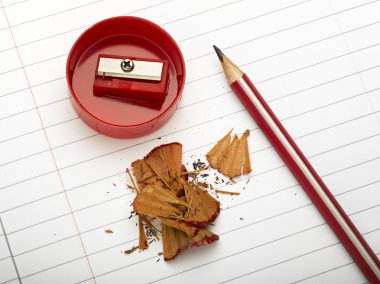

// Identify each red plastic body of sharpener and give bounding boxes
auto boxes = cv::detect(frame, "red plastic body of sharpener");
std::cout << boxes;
[93,55,169,108]
[66,16,186,138]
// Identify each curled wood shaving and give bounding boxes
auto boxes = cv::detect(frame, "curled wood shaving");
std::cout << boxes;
[124,246,139,255]
[219,134,241,177]
[145,143,182,187]
[180,168,207,176]
[207,130,252,178]
[182,180,220,228]
[206,130,232,168]
[129,142,221,261]
[215,189,240,195]
[126,168,139,193]
[138,216,149,251]
[158,217,199,237]
[140,215,160,241]
[133,189,184,220]
[241,130,252,174]
[132,159,164,189]
[162,224,219,261]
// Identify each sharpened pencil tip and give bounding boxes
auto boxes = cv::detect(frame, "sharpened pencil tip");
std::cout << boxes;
[213,45,224,63]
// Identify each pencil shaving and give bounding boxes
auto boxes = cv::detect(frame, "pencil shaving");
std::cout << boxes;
[145,143,182,187]
[182,181,220,227]
[158,217,199,237]
[132,159,163,189]
[138,216,149,250]
[162,224,219,261]
[124,246,139,255]
[128,142,220,260]
[207,130,252,178]
[215,189,240,195]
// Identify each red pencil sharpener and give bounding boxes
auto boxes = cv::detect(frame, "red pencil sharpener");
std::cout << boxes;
[66,16,186,138]
[93,54,170,109]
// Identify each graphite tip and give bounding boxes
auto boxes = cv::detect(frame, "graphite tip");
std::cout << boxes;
[213,45,224,63]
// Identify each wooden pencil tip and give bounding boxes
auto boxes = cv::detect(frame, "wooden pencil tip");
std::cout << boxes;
[213,45,224,63]
[213,46,243,84]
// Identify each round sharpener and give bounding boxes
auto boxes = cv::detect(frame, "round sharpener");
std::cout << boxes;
[66,16,186,138]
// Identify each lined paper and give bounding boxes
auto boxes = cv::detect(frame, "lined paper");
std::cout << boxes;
[0,0,379,283]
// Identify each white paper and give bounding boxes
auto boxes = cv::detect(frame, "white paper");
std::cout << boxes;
[0,0,379,283]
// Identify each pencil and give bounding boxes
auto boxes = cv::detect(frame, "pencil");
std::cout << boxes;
[213,45,380,283]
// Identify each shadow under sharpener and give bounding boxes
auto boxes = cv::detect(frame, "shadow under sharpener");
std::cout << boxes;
[93,54,170,109]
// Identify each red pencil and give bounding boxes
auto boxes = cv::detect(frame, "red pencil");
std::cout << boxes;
[213,45,380,283]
